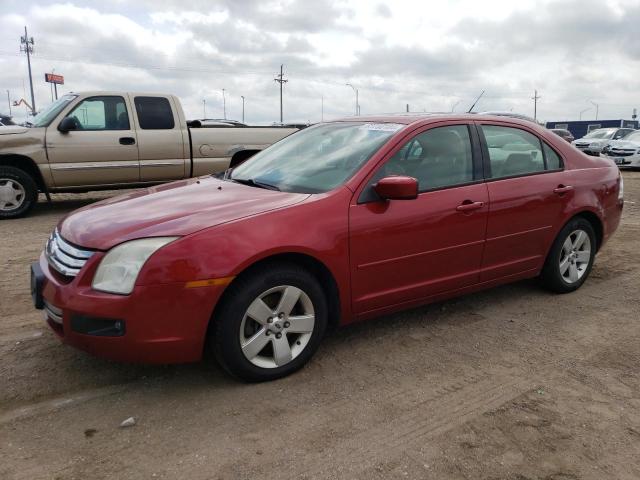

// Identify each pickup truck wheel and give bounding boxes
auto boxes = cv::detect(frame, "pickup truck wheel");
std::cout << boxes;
[210,263,328,382]
[0,167,38,219]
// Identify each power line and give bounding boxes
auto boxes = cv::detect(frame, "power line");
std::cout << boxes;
[532,89,541,120]
[274,64,288,123]
[19,26,35,115]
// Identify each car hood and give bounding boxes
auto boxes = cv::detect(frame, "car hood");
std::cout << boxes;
[0,125,30,135]
[607,139,640,149]
[59,176,310,250]
[575,138,607,145]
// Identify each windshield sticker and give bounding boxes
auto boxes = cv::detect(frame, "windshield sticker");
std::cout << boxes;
[360,123,403,132]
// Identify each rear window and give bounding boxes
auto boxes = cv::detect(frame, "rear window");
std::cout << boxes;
[134,96,175,130]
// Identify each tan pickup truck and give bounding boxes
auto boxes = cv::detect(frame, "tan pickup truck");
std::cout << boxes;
[0,92,298,218]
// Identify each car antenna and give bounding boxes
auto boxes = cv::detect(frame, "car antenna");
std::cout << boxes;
[467,90,485,113]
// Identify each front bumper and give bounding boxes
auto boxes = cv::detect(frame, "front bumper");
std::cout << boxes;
[602,153,640,169]
[32,252,224,364]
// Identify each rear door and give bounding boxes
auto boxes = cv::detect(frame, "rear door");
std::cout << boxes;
[477,122,570,281]
[132,95,188,181]
[46,95,139,187]
[349,122,489,315]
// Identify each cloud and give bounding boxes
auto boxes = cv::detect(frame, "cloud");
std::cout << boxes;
[1,0,639,123]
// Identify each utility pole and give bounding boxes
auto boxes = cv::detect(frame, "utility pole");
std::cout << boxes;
[222,89,226,119]
[20,26,36,115]
[241,95,245,123]
[589,100,599,120]
[532,89,541,120]
[6,90,11,116]
[274,64,288,124]
[346,83,359,116]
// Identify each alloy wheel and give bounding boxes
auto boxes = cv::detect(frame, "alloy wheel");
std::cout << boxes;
[559,229,591,284]
[239,285,315,369]
[0,178,26,212]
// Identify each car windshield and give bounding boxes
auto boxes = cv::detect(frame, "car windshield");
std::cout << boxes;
[31,94,77,127]
[584,128,616,139]
[230,122,404,193]
[624,131,640,142]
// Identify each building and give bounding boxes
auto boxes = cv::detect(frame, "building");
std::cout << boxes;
[545,119,638,140]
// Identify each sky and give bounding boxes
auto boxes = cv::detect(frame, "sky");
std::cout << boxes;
[0,0,639,125]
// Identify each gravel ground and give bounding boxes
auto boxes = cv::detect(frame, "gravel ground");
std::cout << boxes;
[1,174,639,480]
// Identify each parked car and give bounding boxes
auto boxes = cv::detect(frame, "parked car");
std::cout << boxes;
[0,92,298,219]
[551,128,574,142]
[602,129,640,169]
[572,127,635,155]
[0,113,15,126]
[31,114,623,381]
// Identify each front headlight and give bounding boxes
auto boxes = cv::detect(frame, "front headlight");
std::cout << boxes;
[92,237,179,295]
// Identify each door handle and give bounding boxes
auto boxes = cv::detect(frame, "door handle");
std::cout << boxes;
[553,185,573,195]
[456,201,484,212]
[119,137,136,145]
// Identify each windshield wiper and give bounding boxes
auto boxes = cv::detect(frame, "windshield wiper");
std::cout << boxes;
[231,177,281,191]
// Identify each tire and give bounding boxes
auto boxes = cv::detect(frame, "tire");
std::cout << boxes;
[540,217,597,293]
[0,166,38,219]
[210,263,328,382]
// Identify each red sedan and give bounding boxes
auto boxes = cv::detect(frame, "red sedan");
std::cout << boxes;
[31,114,623,381]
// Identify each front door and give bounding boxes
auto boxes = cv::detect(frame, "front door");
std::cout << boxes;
[350,123,489,315]
[477,123,570,281]
[46,95,139,187]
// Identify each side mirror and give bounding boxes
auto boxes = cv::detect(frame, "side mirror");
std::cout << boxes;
[58,117,77,133]
[374,176,418,200]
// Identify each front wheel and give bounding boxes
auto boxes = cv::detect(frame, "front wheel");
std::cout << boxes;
[0,166,38,219]
[540,217,596,293]
[210,263,328,382]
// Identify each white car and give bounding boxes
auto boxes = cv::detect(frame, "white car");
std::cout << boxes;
[602,130,640,169]
[572,127,635,156]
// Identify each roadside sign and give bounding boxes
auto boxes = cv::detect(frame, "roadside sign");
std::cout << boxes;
[45,73,64,85]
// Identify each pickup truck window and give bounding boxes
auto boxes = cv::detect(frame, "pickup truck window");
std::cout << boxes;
[31,94,77,128]
[134,96,175,130]
[65,96,130,131]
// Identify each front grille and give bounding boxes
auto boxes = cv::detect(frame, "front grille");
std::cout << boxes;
[610,149,635,157]
[46,229,94,277]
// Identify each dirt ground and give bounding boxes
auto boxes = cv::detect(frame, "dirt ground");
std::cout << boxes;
[1,173,639,480]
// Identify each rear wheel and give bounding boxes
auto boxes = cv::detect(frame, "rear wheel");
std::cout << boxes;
[211,263,328,382]
[540,217,596,293]
[0,166,38,219]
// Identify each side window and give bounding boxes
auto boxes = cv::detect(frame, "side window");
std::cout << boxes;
[134,96,175,129]
[65,96,130,131]
[378,125,474,191]
[481,125,545,178]
[543,142,562,170]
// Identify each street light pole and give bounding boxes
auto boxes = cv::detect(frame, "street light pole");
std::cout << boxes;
[222,89,226,119]
[241,95,245,123]
[589,100,599,120]
[6,90,11,116]
[451,100,461,112]
[579,108,590,120]
[346,83,359,116]
[203,99,206,118]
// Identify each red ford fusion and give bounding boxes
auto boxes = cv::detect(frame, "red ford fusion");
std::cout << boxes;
[31,114,623,381]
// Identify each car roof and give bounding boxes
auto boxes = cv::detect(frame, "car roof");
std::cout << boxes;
[330,113,543,130]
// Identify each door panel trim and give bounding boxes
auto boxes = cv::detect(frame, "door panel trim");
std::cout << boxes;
[50,161,139,171]
[140,159,185,167]
[357,238,485,270]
